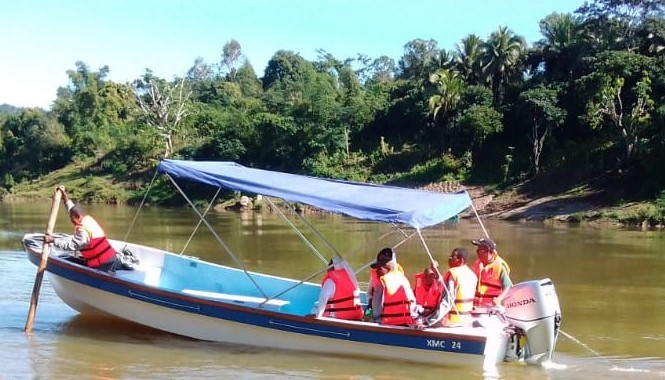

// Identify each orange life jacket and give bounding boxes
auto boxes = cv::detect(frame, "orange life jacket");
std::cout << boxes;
[380,270,415,326]
[78,215,117,268]
[443,265,477,325]
[322,268,363,320]
[413,272,443,317]
[473,254,510,306]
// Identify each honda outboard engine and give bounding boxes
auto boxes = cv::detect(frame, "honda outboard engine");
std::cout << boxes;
[503,278,561,364]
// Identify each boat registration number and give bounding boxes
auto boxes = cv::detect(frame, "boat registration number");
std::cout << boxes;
[427,339,462,350]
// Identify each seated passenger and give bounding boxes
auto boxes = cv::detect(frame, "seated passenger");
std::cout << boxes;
[366,247,404,315]
[413,261,444,319]
[472,237,512,307]
[311,256,363,320]
[424,248,478,327]
[370,248,418,326]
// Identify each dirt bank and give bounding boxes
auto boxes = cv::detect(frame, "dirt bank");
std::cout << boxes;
[417,181,622,224]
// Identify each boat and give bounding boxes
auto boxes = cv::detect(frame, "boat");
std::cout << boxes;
[22,159,561,370]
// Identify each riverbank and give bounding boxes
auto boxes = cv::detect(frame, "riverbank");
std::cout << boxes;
[1,159,655,228]
[412,168,660,228]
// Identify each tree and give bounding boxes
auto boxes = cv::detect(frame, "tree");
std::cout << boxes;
[134,72,192,158]
[220,39,244,80]
[578,50,656,167]
[584,72,654,164]
[575,0,665,53]
[397,39,441,81]
[638,16,665,57]
[532,13,585,82]
[518,85,567,176]
[454,34,485,85]
[482,26,527,103]
[356,54,396,84]
[454,105,503,152]
[428,68,464,124]
[0,108,71,175]
[186,57,215,81]
[51,61,135,156]
[444,85,502,157]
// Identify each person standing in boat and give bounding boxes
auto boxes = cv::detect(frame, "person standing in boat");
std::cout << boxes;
[370,248,418,326]
[413,261,444,319]
[311,256,364,320]
[43,186,120,272]
[423,247,478,327]
[471,237,512,307]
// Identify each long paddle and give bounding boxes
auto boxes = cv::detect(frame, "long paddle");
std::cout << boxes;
[24,187,62,333]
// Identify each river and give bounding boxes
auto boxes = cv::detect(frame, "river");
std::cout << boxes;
[1,202,665,379]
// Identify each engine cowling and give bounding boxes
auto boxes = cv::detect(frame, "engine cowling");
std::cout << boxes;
[503,278,561,364]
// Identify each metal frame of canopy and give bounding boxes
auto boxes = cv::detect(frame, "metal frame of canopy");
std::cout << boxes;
[124,159,487,305]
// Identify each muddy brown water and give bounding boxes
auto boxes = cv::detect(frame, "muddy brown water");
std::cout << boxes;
[1,202,664,379]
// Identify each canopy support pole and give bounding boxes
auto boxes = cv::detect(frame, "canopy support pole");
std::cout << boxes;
[166,174,269,300]
[287,201,342,260]
[264,197,328,264]
[123,168,159,242]
[416,229,460,316]
[179,186,222,255]
[468,192,490,239]
[25,187,62,333]
[259,264,332,308]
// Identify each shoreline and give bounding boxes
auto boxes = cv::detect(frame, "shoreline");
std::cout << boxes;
[1,180,654,229]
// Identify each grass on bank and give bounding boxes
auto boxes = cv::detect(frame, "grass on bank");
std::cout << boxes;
[2,158,129,204]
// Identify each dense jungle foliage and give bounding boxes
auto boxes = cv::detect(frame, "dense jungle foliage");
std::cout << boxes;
[2,1,665,213]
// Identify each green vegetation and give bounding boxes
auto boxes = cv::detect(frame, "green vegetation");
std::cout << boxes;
[3,1,665,225]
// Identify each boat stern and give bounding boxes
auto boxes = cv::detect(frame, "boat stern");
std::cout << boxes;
[503,278,561,365]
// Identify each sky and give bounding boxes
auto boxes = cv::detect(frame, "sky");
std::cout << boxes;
[0,0,587,109]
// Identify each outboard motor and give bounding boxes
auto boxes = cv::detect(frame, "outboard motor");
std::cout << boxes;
[503,278,561,364]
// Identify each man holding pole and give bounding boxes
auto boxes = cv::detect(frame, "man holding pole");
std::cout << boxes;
[43,186,119,272]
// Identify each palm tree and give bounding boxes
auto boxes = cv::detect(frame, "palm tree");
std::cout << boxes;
[482,26,526,103]
[534,13,584,81]
[454,34,485,85]
[428,68,464,124]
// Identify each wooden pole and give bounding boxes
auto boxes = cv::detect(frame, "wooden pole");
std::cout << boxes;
[24,187,62,333]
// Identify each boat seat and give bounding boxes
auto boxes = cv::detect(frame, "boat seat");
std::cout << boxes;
[181,289,290,311]
[117,266,162,286]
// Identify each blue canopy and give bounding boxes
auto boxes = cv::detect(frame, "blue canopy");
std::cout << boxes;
[157,159,472,229]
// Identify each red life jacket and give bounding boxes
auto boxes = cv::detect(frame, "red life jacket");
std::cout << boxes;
[380,270,415,326]
[413,272,443,317]
[473,254,510,306]
[443,265,477,325]
[78,215,117,268]
[322,268,363,320]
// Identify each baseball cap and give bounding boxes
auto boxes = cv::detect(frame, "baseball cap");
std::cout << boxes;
[471,237,496,251]
[370,247,396,268]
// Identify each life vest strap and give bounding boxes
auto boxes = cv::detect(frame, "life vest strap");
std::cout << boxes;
[325,305,361,312]
[326,295,356,305]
